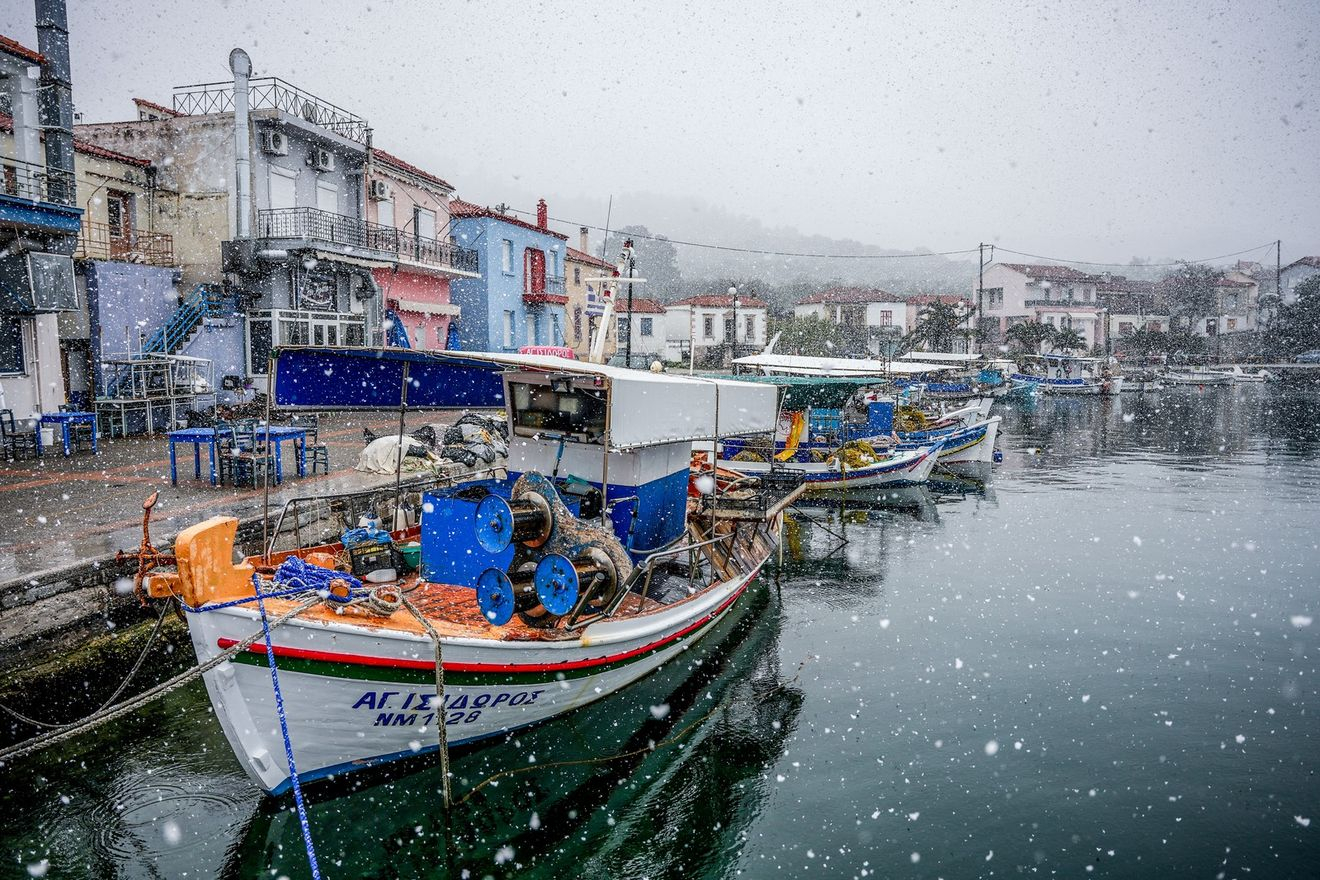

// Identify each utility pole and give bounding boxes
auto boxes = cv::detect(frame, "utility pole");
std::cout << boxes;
[977,243,987,353]
[1275,239,1282,331]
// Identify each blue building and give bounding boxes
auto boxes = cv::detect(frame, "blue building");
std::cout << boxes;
[449,199,568,352]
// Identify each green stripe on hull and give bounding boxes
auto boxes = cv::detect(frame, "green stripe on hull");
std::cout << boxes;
[225,608,730,687]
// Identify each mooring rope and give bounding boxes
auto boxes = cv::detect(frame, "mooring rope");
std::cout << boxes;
[401,595,452,811]
[0,596,321,766]
[0,598,173,731]
[255,582,322,879]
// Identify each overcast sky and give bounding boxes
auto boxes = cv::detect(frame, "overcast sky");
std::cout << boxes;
[4,0,1317,266]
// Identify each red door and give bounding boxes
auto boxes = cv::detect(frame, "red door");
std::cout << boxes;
[526,249,546,294]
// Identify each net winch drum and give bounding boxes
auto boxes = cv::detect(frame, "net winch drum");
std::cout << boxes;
[474,492,553,554]
[533,549,620,616]
[475,557,578,627]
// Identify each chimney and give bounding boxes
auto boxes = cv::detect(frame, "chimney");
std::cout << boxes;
[229,49,252,238]
[579,226,589,253]
[35,0,75,206]
[536,199,547,230]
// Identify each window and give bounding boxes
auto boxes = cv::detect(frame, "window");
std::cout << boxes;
[377,196,395,228]
[1225,294,1238,311]
[503,310,516,348]
[573,307,582,342]
[573,266,581,285]
[501,240,514,274]
[745,315,754,338]
[1045,315,1055,325]
[0,316,24,374]
[878,310,893,326]
[106,191,133,239]
[414,207,437,240]
[526,249,546,294]
[1226,318,1237,331]
[1205,319,1217,335]
[269,166,297,210]
[618,316,629,338]
[533,313,543,344]
[1119,322,1134,335]
[640,317,653,337]
[1147,321,1161,331]
[414,326,426,349]
[316,180,338,214]
[551,315,561,344]
[703,315,714,338]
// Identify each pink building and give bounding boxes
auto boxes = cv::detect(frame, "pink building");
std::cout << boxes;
[365,148,474,350]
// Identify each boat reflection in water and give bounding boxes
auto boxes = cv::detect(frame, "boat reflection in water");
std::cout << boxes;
[225,579,802,879]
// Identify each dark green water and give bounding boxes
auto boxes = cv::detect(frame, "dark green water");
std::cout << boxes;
[3,385,1319,879]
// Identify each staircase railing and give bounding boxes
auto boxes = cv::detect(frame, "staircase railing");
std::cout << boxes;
[141,285,227,356]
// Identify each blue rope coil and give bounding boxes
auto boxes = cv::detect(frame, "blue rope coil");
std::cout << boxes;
[273,556,363,602]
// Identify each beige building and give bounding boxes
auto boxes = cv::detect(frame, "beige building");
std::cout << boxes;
[564,228,618,357]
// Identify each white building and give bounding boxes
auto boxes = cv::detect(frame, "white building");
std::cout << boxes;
[1279,256,1320,307]
[793,287,909,354]
[978,263,1104,350]
[664,293,768,365]
[613,297,667,367]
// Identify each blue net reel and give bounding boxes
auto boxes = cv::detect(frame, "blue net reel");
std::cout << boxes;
[533,553,581,617]
[474,493,552,554]
[475,567,516,626]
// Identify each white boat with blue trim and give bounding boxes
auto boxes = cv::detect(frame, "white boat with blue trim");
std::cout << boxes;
[1011,354,1124,396]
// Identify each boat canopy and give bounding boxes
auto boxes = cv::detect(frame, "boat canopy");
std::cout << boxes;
[897,351,984,362]
[270,346,779,449]
[703,374,880,410]
[731,352,956,377]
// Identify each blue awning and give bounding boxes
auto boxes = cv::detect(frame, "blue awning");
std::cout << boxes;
[272,346,506,409]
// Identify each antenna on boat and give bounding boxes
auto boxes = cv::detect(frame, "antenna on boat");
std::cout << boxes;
[262,355,274,564]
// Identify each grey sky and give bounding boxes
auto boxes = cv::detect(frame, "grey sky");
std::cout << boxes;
[4,0,1317,266]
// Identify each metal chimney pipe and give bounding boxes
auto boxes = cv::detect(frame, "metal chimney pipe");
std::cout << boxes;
[34,0,74,207]
[229,48,252,238]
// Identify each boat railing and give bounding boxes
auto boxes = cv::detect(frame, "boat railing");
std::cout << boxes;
[263,467,506,558]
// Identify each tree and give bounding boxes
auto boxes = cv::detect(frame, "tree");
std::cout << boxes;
[1004,320,1056,354]
[904,301,972,353]
[1051,327,1087,354]
[768,315,851,358]
[604,226,684,302]
[1117,326,1168,358]
[1161,262,1220,333]
[1266,275,1320,355]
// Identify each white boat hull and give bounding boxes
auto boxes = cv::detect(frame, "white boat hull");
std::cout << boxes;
[187,562,765,794]
[726,446,939,493]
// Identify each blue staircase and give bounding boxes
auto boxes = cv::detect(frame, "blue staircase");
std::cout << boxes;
[104,284,231,398]
[141,284,229,355]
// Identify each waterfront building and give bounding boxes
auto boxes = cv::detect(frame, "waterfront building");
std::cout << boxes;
[977,263,1104,350]
[614,297,667,366]
[564,228,617,358]
[365,148,475,350]
[1096,275,1168,350]
[75,54,476,392]
[448,199,568,352]
[0,32,81,421]
[1279,256,1320,307]
[793,287,909,356]
[664,292,768,366]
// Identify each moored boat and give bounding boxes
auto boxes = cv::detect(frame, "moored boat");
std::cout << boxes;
[132,347,799,794]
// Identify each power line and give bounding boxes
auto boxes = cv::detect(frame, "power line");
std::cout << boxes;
[499,207,980,260]
[994,241,1278,269]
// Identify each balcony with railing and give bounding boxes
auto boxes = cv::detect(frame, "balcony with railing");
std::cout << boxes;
[172,77,370,145]
[524,274,568,305]
[254,207,478,274]
[0,155,81,233]
[76,221,176,267]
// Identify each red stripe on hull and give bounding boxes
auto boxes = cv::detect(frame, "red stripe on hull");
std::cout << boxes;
[217,567,760,676]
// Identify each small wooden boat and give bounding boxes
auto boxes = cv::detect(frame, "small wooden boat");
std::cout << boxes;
[1162,369,1232,387]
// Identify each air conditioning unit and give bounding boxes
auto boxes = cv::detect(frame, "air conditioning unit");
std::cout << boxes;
[309,148,335,172]
[368,179,391,200]
[260,130,289,156]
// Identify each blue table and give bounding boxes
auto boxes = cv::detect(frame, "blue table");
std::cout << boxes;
[169,426,308,486]
[36,412,98,457]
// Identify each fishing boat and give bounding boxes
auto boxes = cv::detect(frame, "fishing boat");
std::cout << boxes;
[722,442,940,493]
[1207,365,1276,384]
[1162,368,1232,387]
[1011,354,1124,395]
[129,346,800,794]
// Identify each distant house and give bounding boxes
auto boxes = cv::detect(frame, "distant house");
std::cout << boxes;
[449,199,568,352]
[563,228,617,358]
[614,297,667,366]
[977,263,1103,350]
[664,293,768,366]
[793,287,909,355]
[1280,256,1320,307]
[1096,275,1168,343]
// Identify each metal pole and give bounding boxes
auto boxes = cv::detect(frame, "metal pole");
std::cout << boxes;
[625,241,634,368]
[1276,239,1282,330]
[392,361,411,529]
[262,356,273,563]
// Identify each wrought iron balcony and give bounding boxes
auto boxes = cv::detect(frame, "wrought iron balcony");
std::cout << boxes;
[0,155,81,233]
[172,77,370,145]
[254,207,477,274]
[76,221,176,267]
[1025,299,1096,308]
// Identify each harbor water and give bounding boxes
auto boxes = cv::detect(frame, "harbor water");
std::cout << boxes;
[3,385,1319,879]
